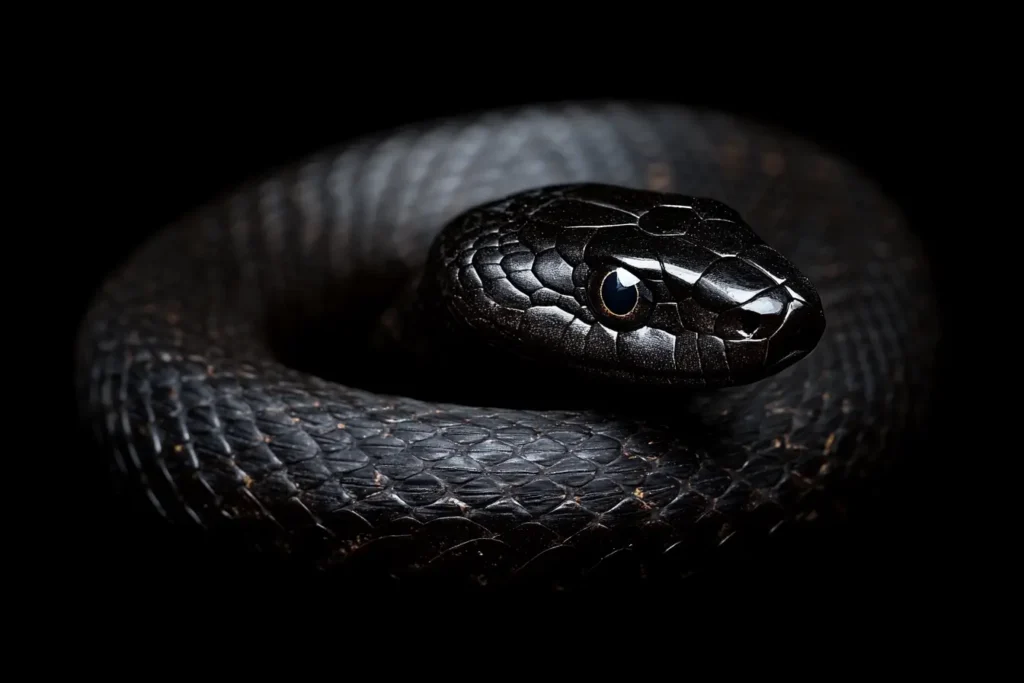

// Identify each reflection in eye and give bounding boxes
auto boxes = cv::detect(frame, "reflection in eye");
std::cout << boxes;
[601,267,640,316]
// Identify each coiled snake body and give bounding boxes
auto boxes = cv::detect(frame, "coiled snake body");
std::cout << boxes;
[76,102,940,587]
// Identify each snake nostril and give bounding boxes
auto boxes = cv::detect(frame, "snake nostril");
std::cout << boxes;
[738,310,760,337]
[718,308,761,340]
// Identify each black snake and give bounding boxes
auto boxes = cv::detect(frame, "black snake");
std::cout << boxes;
[75,102,940,588]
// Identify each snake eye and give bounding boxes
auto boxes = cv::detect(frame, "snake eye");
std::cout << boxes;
[588,266,654,329]
[602,269,640,316]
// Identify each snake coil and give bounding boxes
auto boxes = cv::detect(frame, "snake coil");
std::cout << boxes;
[76,102,940,588]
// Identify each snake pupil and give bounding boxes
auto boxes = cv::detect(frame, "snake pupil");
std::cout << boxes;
[601,268,640,317]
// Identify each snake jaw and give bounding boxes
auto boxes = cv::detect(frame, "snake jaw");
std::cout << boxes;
[434,183,826,389]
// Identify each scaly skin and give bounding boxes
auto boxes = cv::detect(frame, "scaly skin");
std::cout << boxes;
[75,102,940,588]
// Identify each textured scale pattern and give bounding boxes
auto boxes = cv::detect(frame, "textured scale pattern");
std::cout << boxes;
[435,183,823,386]
[75,102,940,587]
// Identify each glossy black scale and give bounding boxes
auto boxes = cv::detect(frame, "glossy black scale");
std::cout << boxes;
[75,102,940,591]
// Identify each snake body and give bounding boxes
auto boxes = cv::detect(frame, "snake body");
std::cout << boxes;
[76,102,940,587]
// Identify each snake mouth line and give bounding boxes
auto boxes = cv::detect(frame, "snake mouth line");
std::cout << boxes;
[770,349,806,368]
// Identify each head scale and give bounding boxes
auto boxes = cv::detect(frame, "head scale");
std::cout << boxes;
[430,183,826,388]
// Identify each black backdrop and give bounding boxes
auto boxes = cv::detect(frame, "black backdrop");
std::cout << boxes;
[63,76,956,608]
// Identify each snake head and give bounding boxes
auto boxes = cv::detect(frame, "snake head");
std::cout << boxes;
[434,183,826,388]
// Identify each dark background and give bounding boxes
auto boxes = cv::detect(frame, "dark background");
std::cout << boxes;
[62,72,959,610]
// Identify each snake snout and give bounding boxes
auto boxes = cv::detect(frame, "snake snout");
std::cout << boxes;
[765,294,826,370]
[711,276,826,380]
